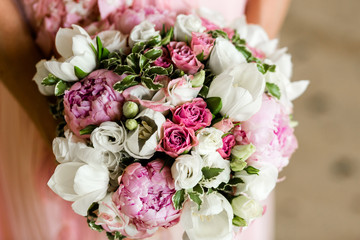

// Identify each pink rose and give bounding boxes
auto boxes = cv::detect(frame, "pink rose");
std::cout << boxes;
[156,120,198,157]
[213,119,234,133]
[217,134,236,159]
[64,70,125,137]
[153,47,172,68]
[190,32,215,60]
[167,41,204,75]
[200,17,220,31]
[113,160,180,238]
[172,98,212,131]
[238,94,298,171]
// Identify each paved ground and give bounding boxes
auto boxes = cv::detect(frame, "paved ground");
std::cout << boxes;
[276,0,360,239]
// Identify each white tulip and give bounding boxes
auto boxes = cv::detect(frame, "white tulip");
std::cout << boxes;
[235,161,278,201]
[91,121,127,153]
[174,14,206,42]
[231,195,263,224]
[124,108,166,159]
[194,127,224,155]
[207,63,265,121]
[181,192,233,240]
[208,37,247,75]
[172,152,203,190]
[45,25,96,81]
[129,21,160,47]
[32,60,55,96]
[97,30,129,53]
[201,152,230,188]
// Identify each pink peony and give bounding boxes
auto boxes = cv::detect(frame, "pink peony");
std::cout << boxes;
[217,134,236,159]
[63,69,125,137]
[213,119,234,133]
[113,160,180,238]
[153,47,172,68]
[156,120,198,157]
[190,32,215,60]
[172,98,212,131]
[112,8,146,34]
[167,41,204,75]
[236,94,298,171]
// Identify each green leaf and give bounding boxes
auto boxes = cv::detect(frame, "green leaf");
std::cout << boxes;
[143,49,163,60]
[264,64,276,73]
[236,46,252,60]
[205,97,222,116]
[139,54,150,71]
[132,41,146,54]
[102,47,110,60]
[196,51,205,61]
[160,27,174,46]
[232,216,247,227]
[244,166,260,175]
[90,42,97,57]
[202,167,224,180]
[54,80,68,96]
[74,66,88,79]
[41,74,61,86]
[146,35,161,48]
[193,184,204,194]
[126,53,140,73]
[172,189,185,210]
[96,36,103,61]
[188,192,202,210]
[145,66,168,76]
[141,76,163,91]
[208,29,229,39]
[171,69,185,79]
[113,75,138,92]
[114,65,135,75]
[166,64,174,75]
[227,178,244,186]
[199,86,209,98]
[266,82,281,100]
[79,125,97,135]
[87,219,104,232]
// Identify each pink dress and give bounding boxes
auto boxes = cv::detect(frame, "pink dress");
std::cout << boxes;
[0,0,274,239]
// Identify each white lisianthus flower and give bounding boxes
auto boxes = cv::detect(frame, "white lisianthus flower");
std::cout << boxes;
[44,25,97,81]
[235,161,278,201]
[91,121,127,153]
[165,76,202,107]
[129,21,160,47]
[196,7,225,28]
[231,195,263,224]
[208,37,247,75]
[32,60,55,96]
[194,127,224,155]
[201,152,230,188]
[181,192,233,240]
[52,129,87,163]
[124,108,166,159]
[207,63,265,121]
[174,14,206,42]
[97,30,129,53]
[172,152,203,190]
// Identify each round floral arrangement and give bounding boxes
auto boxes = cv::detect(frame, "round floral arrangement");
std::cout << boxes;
[34,5,309,240]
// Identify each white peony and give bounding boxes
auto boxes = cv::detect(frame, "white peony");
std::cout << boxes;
[235,161,278,201]
[201,152,230,188]
[52,129,87,163]
[208,37,247,75]
[207,63,265,121]
[90,121,127,153]
[97,30,129,53]
[181,192,233,240]
[231,195,263,224]
[172,152,203,190]
[129,21,160,47]
[174,14,206,42]
[124,108,166,159]
[194,127,224,155]
[32,60,55,96]
[44,25,97,81]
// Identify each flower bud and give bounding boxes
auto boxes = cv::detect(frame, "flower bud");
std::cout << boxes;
[231,195,263,224]
[191,70,205,87]
[231,144,256,171]
[123,101,139,118]
[125,119,138,131]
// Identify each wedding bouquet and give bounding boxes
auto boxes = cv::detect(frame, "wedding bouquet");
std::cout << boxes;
[33,7,309,240]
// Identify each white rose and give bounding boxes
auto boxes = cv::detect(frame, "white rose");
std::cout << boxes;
[207,63,265,121]
[165,76,202,107]
[181,192,233,240]
[194,128,224,155]
[91,121,127,153]
[129,21,160,47]
[172,152,203,190]
[124,108,166,159]
[235,161,278,201]
[201,152,230,188]
[48,160,109,216]
[196,7,225,28]
[52,129,87,163]
[97,30,129,53]
[231,195,263,224]
[174,14,206,42]
[32,60,55,96]
[45,25,96,81]
[208,37,247,75]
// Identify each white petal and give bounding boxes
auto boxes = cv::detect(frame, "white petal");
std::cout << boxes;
[72,189,107,216]
[44,61,78,81]
[287,80,310,101]
[33,59,55,96]
[73,164,109,195]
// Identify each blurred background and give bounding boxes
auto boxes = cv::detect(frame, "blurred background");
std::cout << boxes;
[276,0,360,239]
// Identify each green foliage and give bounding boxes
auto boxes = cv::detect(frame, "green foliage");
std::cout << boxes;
[79,125,98,135]
[188,191,202,210]
[173,189,186,210]
[205,97,222,116]
[232,216,247,227]
[41,73,61,86]
[74,66,88,79]
[202,167,224,180]
[54,80,69,96]
[244,166,260,175]
[266,82,281,99]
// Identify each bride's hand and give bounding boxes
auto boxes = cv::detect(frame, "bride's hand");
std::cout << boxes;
[0,0,57,145]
